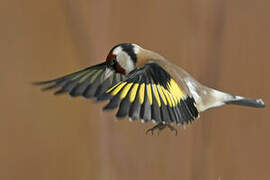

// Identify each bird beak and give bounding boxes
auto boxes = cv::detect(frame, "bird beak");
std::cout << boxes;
[104,67,113,79]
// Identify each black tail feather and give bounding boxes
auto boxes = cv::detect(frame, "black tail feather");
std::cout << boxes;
[225,97,265,108]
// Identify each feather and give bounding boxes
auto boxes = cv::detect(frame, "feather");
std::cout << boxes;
[129,94,141,120]
[116,98,132,118]
[34,62,125,100]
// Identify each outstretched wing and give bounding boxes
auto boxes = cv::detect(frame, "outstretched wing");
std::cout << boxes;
[98,63,199,125]
[34,62,125,98]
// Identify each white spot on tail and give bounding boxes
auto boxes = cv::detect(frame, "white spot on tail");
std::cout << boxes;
[256,98,264,105]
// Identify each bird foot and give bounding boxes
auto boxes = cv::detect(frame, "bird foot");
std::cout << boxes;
[146,123,178,136]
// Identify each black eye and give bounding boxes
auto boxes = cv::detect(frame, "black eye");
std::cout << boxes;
[110,59,117,66]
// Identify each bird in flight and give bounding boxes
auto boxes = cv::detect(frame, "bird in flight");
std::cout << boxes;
[34,43,265,135]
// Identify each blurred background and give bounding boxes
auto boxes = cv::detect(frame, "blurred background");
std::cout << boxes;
[0,0,269,180]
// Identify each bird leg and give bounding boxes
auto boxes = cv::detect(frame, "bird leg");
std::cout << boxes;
[146,123,178,136]
[166,124,178,136]
[146,123,166,136]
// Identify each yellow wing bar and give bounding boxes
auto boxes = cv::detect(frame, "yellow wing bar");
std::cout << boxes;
[106,78,184,108]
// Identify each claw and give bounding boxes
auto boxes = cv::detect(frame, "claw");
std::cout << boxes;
[146,123,162,135]
[167,124,178,136]
[145,123,178,136]
[146,128,154,136]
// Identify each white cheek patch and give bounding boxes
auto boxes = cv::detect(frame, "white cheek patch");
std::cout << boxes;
[113,46,123,55]
[117,52,135,74]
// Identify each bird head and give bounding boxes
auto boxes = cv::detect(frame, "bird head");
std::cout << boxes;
[105,43,141,76]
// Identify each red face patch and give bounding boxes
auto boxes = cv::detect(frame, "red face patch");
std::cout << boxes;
[106,53,116,65]
[106,53,126,75]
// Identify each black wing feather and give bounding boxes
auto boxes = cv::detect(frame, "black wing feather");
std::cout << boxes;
[34,62,125,99]
[116,97,132,118]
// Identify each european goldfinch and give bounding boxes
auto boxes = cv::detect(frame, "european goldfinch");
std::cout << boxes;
[35,43,265,135]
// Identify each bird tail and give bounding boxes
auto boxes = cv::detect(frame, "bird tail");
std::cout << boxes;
[225,95,265,108]
[204,89,266,111]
